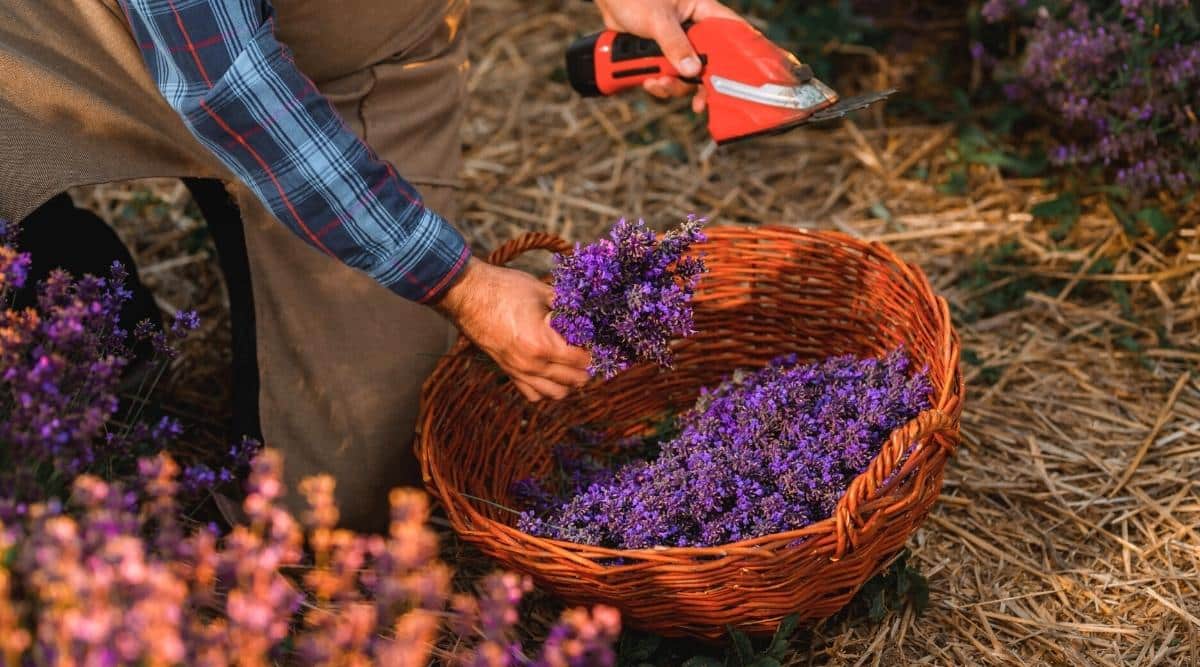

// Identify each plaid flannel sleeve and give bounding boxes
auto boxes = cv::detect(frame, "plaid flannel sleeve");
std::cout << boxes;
[118,0,472,303]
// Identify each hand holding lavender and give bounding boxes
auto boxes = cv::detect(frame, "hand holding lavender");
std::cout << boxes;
[550,216,707,379]
[436,257,590,403]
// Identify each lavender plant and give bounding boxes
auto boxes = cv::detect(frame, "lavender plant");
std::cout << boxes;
[979,0,1199,199]
[0,450,620,666]
[0,220,246,508]
[0,220,619,666]
[551,217,706,379]
[518,349,932,549]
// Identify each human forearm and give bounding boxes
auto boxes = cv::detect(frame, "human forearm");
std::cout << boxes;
[120,0,471,302]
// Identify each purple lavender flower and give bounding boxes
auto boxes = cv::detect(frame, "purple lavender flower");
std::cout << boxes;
[0,264,132,488]
[171,309,200,337]
[980,1,1199,198]
[517,349,932,549]
[980,0,1012,23]
[551,216,707,379]
[0,246,31,291]
[533,606,620,667]
[0,235,223,504]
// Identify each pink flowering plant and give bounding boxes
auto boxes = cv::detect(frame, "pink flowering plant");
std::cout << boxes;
[0,451,620,665]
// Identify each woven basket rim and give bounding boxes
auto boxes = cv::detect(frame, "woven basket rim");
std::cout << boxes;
[419,226,962,563]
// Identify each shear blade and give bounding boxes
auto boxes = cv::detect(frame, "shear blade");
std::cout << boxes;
[807,88,897,122]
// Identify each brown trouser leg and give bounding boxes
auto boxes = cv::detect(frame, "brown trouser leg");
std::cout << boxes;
[0,0,471,533]
[242,1,471,532]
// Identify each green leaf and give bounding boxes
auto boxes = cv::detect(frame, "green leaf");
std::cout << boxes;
[979,365,1003,385]
[1031,194,1079,220]
[971,149,1047,177]
[767,614,800,658]
[1108,198,1138,236]
[1032,194,1081,241]
[728,627,755,665]
[1136,207,1173,239]
[772,614,799,644]
[747,659,783,667]
[956,126,1046,177]
[957,124,989,150]
[938,169,968,196]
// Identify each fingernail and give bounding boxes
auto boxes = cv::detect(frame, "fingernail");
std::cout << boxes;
[680,56,701,77]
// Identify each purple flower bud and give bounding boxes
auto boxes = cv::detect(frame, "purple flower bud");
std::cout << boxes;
[0,246,32,290]
[550,216,707,379]
[518,349,932,549]
[170,310,200,337]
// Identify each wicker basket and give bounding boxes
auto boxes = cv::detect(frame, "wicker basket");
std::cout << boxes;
[416,226,963,639]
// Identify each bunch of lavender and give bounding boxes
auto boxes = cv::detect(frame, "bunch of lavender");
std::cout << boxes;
[551,216,706,379]
[978,0,1199,199]
[0,449,619,666]
[518,349,932,549]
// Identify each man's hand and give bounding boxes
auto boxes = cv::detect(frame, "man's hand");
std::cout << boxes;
[593,0,746,113]
[435,257,591,402]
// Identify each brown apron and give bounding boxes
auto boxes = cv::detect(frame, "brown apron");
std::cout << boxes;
[0,0,469,532]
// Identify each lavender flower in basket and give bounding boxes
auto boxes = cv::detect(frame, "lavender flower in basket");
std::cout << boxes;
[550,216,707,379]
[518,349,933,549]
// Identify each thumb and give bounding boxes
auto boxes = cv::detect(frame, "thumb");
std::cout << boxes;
[651,15,701,78]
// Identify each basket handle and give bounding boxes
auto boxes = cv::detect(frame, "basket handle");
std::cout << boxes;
[444,232,573,355]
[831,408,958,560]
[485,232,573,266]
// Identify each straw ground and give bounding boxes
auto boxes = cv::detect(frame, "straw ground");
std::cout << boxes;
[70,0,1199,663]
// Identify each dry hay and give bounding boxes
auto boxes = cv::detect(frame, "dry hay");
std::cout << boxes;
[69,0,1199,663]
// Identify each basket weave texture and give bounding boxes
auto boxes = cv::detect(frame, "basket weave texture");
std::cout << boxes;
[417,226,963,639]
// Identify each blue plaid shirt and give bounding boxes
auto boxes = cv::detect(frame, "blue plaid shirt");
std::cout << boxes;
[118,0,471,303]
